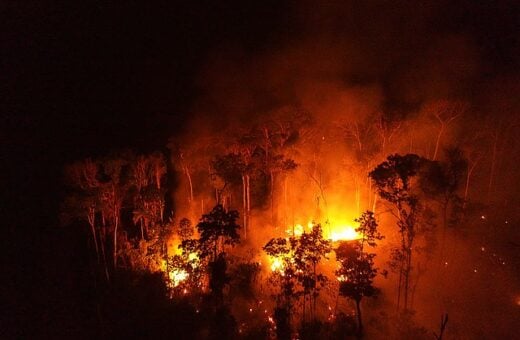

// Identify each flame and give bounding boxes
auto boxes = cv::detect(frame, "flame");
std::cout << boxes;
[169,268,188,287]
[270,257,284,273]
[330,225,360,241]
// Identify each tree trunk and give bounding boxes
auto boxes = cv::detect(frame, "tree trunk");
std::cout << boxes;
[185,166,194,205]
[88,208,99,263]
[356,299,363,336]
[404,246,412,310]
[463,160,478,210]
[397,262,403,312]
[113,215,119,267]
[372,193,378,213]
[270,171,274,224]
[488,132,498,202]
[433,125,445,161]
[100,213,110,281]
[246,175,251,237]
[242,175,247,239]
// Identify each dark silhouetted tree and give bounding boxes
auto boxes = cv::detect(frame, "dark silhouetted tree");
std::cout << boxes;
[369,154,427,311]
[335,211,383,336]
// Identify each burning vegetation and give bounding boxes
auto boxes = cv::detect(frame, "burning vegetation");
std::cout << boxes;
[61,103,520,338]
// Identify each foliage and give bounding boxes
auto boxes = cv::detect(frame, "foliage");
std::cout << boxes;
[335,211,383,336]
[355,210,384,250]
[229,261,261,299]
[264,223,331,328]
[336,243,377,301]
[196,204,240,261]
[369,154,427,311]
[177,217,194,241]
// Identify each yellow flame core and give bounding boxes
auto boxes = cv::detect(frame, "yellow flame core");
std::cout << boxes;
[330,225,360,241]
[270,257,284,273]
[169,269,188,287]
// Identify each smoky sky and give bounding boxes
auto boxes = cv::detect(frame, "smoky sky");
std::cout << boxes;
[1,1,518,216]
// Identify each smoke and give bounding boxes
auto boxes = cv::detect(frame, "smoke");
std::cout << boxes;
[164,2,519,337]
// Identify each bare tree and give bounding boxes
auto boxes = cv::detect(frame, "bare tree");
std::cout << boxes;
[425,100,466,161]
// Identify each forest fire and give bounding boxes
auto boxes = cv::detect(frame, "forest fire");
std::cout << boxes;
[169,268,188,287]
[60,108,520,338]
[329,225,361,242]
[7,1,518,339]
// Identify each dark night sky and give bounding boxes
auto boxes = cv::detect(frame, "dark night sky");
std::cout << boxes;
[0,1,518,334]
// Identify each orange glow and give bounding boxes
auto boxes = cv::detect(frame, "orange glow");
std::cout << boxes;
[330,225,360,241]
[270,257,284,273]
[169,268,188,287]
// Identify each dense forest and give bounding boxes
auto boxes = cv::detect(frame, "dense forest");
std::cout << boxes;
[58,103,520,338]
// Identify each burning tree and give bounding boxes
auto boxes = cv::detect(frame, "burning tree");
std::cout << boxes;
[294,223,332,322]
[167,239,204,295]
[263,223,331,335]
[335,211,384,336]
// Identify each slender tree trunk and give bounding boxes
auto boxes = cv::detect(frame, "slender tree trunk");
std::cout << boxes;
[113,214,119,267]
[88,209,99,263]
[355,179,361,215]
[246,175,251,237]
[185,166,194,205]
[284,176,288,227]
[356,299,363,336]
[404,245,412,310]
[463,160,479,210]
[100,213,110,281]
[397,262,403,312]
[433,125,445,161]
[242,175,247,239]
[488,132,498,202]
[270,171,274,224]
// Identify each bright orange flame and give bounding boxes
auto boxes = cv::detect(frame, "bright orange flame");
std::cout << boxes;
[330,225,360,241]
[270,257,284,273]
[169,269,188,287]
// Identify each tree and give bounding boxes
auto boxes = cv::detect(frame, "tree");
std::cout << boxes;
[177,217,194,241]
[424,100,466,161]
[197,204,240,303]
[197,205,240,260]
[369,154,427,311]
[335,211,384,336]
[63,158,111,281]
[167,239,204,295]
[264,224,331,328]
[336,243,376,336]
[293,223,331,322]
[263,236,300,331]
[211,153,245,206]
[421,148,467,226]
[99,156,130,268]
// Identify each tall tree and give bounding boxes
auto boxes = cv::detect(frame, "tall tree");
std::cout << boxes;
[100,156,130,268]
[197,204,240,262]
[369,154,427,311]
[196,204,240,303]
[424,100,466,161]
[335,211,384,336]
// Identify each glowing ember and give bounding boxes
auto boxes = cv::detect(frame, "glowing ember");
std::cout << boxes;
[330,225,360,241]
[337,274,347,282]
